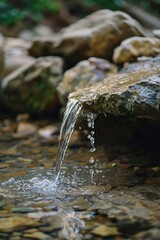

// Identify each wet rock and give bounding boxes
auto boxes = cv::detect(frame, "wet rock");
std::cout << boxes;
[70,68,160,120]
[133,228,160,240]
[0,216,40,232]
[23,231,52,240]
[1,56,63,114]
[57,57,117,105]
[113,37,160,64]
[91,225,119,237]
[29,10,148,61]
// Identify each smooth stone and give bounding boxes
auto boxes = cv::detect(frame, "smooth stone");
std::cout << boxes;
[113,37,160,64]
[23,231,52,240]
[12,207,36,213]
[57,57,117,105]
[0,216,40,232]
[91,224,119,237]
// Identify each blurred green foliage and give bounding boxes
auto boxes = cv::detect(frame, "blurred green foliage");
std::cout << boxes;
[83,0,124,10]
[0,0,159,26]
[0,0,60,26]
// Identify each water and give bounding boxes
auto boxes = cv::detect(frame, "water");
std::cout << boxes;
[55,99,82,179]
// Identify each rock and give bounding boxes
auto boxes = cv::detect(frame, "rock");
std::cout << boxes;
[33,24,54,37]
[23,231,52,240]
[91,225,119,237]
[153,29,160,39]
[113,37,160,64]
[0,216,40,232]
[119,55,160,74]
[15,122,38,137]
[133,228,160,240]
[1,56,63,114]
[38,125,59,138]
[57,57,117,105]
[28,37,57,57]
[70,67,160,120]
[29,10,148,61]
[2,37,33,78]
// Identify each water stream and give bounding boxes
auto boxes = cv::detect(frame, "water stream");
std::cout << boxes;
[55,99,82,179]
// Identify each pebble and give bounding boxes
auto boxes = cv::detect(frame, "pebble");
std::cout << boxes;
[12,207,36,213]
[23,231,52,240]
[0,216,40,232]
[91,224,119,237]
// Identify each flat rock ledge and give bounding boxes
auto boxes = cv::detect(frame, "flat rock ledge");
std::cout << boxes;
[70,68,160,120]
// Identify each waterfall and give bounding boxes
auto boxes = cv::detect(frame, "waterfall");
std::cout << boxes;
[55,99,82,180]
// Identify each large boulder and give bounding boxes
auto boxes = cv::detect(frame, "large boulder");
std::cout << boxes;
[57,57,117,105]
[1,56,63,114]
[29,10,149,62]
[113,37,160,64]
[70,67,160,120]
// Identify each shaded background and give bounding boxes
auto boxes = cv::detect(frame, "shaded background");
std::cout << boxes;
[0,0,160,37]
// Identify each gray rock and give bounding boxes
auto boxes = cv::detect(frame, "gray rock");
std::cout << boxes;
[70,66,160,120]
[29,10,149,61]
[57,57,117,105]
[119,55,160,73]
[113,37,160,64]
[1,56,63,114]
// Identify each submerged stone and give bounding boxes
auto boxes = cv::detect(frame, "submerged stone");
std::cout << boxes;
[57,57,117,105]
[1,56,63,114]
[70,68,160,120]
[113,37,160,64]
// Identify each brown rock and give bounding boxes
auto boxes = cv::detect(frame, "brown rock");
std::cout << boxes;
[24,231,51,240]
[57,57,117,105]
[91,225,119,237]
[70,67,160,120]
[0,216,40,232]
[29,36,57,57]
[113,37,160,64]
[29,10,148,61]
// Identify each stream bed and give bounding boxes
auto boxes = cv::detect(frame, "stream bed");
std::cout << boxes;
[0,116,160,240]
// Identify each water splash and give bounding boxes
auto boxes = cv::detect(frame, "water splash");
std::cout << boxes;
[55,99,82,180]
[86,112,97,153]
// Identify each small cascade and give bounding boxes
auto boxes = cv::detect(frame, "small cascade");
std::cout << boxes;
[55,99,82,180]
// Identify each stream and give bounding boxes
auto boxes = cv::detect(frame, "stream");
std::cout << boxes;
[0,101,159,239]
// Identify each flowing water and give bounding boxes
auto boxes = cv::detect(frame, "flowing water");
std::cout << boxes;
[55,99,82,179]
